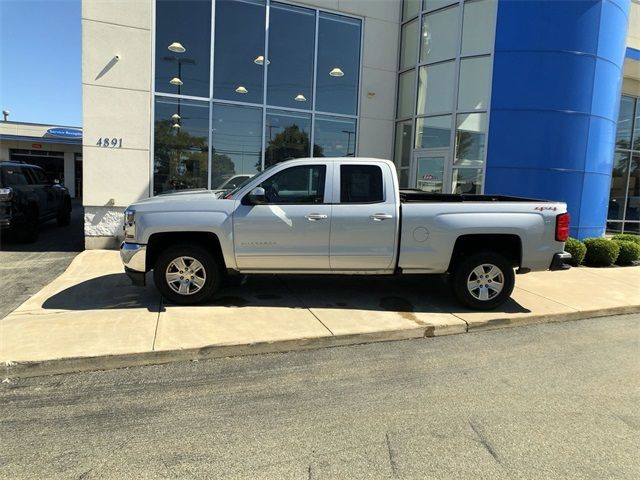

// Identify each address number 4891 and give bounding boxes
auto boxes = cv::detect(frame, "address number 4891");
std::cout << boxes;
[96,137,123,148]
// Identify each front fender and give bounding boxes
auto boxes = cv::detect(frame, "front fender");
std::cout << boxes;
[136,210,236,270]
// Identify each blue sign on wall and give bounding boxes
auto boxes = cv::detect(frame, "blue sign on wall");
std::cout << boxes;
[46,127,83,140]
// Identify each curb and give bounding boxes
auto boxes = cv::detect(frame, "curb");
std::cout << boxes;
[4,306,640,379]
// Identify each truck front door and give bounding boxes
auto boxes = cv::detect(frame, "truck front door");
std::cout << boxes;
[233,163,332,271]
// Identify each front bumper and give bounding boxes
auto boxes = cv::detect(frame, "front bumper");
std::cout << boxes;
[549,251,572,271]
[120,242,147,285]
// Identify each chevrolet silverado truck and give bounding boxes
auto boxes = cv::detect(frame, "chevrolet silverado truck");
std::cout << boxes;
[120,158,571,310]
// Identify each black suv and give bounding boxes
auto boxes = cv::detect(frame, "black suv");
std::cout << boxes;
[0,161,72,242]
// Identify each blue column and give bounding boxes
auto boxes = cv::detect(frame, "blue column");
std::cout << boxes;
[485,0,630,239]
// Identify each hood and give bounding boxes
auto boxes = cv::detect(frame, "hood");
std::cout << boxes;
[128,190,234,213]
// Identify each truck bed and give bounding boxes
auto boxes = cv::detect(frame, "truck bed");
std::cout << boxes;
[399,190,550,203]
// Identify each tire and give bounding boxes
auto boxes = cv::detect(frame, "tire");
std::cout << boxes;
[57,200,71,226]
[451,251,515,310]
[153,244,221,305]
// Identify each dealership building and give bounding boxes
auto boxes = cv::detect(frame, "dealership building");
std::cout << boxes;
[81,0,640,248]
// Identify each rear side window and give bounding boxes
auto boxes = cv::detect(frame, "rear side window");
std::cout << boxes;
[1,167,32,186]
[340,165,384,203]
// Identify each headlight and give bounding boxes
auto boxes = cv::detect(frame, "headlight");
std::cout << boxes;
[123,209,136,239]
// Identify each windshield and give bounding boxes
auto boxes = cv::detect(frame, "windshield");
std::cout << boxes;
[212,175,252,190]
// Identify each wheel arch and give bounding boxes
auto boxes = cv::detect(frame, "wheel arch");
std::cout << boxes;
[146,231,226,272]
[447,234,522,273]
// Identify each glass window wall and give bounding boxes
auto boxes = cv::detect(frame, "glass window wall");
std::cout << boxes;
[213,0,265,104]
[314,116,357,157]
[454,113,486,168]
[395,0,496,194]
[394,120,413,169]
[420,5,459,64]
[403,0,421,21]
[155,0,212,98]
[461,0,496,56]
[417,61,455,115]
[397,69,416,119]
[267,3,315,109]
[211,104,262,187]
[153,1,362,194]
[153,97,210,195]
[608,95,640,233]
[316,13,361,116]
[458,56,491,110]
[264,110,313,167]
[400,19,419,70]
[415,114,451,149]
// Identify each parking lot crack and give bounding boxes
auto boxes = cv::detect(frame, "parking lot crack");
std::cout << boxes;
[278,276,334,336]
[152,297,163,351]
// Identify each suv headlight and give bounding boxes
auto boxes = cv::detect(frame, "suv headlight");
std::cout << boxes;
[123,209,136,240]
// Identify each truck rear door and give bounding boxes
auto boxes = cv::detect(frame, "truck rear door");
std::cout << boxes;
[329,162,398,271]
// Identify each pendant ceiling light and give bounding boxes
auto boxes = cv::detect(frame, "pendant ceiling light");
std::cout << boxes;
[235,86,248,94]
[294,94,307,102]
[169,77,183,86]
[254,55,270,65]
[329,67,344,77]
[168,42,186,53]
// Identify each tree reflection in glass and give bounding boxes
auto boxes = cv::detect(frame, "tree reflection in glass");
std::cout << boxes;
[153,98,209,195]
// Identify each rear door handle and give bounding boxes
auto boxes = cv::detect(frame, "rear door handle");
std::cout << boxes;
[370,213,393,221]
[305,213,328,221]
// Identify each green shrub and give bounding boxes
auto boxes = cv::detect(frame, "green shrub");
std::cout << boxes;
[611,233,640,247]
[564,237,586,266]
[583,238,620,267]
[615,240,640,265]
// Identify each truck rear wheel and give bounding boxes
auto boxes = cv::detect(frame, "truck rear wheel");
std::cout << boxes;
[153,244,221,305]
[451,251,515,310]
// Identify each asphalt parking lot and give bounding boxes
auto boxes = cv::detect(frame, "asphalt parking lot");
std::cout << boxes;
[0,199,83,319]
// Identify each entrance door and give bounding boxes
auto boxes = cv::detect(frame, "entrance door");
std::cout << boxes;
[410,148,450,193]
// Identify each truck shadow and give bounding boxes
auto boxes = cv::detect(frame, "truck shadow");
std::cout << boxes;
[209,274,532,315]
[41,272,530,315]
[42,273,161,312]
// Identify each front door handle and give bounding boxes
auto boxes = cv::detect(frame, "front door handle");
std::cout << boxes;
[305,213,328,221]
[370,213,393,221]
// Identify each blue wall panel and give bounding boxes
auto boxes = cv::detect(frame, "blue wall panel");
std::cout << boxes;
[486,0,630,239]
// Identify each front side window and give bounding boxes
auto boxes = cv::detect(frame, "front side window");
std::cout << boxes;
[258,165,326,204]
[340,165,383,203]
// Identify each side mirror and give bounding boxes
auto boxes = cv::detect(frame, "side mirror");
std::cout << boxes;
[245,186,266,205]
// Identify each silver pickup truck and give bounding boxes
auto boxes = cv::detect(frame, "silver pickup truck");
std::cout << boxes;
[120,158,571,310]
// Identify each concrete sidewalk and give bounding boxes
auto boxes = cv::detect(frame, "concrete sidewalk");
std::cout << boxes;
[1,250,639,377]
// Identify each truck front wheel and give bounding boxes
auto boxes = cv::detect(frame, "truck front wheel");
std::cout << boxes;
[451,251,515,310]
[153,244,221,305]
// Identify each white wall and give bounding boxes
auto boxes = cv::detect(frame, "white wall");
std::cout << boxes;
[82,0,153,249]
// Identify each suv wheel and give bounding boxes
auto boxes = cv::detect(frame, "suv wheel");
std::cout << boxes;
[451,251,515,310]
[153,244,221,305]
